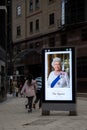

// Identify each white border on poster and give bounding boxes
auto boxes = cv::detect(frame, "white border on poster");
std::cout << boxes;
[44,50,72,101]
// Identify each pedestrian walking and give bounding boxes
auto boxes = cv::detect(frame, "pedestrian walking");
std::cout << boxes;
[33,76,42,109]
[21,74,37,112]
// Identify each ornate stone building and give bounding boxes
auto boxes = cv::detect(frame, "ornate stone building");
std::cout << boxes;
[11,0,87,92]
[12,0,61,78]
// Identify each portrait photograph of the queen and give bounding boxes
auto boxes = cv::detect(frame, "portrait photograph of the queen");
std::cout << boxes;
[47,56,70,88]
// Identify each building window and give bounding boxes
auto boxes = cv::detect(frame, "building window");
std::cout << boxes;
[16,26,21,36]
[49,0,54,4]
[49,0,53,1]
[77,56,87,78]
[30,21,33,33]
[29,0,33,11]
[65,0,84,24]
[81,28,87,41]
[49,37,55,47]
[49,13,54,25]
[36,19,39,31]
[16,5,21,16]
[35,0,39,9]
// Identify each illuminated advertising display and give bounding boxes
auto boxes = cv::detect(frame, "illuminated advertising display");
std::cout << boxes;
[42,47,76,103]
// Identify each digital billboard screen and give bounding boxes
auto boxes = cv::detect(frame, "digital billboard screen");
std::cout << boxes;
[42,47,76,103]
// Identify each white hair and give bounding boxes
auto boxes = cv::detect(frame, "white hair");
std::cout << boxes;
[51,57,61,67]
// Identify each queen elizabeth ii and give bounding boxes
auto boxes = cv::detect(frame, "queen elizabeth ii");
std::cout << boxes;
[47,57,70,88]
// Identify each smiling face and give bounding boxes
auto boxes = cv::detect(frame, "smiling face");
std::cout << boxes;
[53,61,61,71]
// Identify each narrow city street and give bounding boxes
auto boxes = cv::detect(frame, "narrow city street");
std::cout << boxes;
[0,94,87,130]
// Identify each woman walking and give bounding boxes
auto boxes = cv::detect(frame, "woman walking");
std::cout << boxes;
[21,74,36,112]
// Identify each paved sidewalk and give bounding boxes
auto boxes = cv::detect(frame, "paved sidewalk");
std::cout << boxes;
[0,94,87,130]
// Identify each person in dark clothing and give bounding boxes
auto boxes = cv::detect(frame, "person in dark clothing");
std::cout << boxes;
[33,76,42,109]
